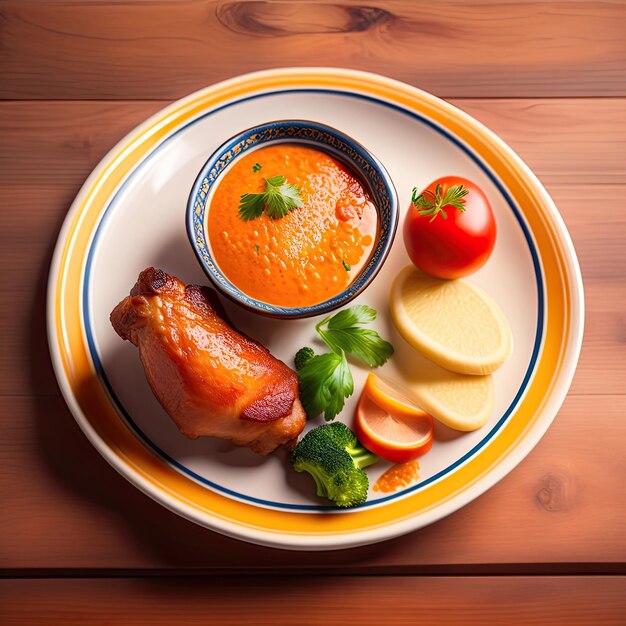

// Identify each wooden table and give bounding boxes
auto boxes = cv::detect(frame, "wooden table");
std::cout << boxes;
[1,1,625,623]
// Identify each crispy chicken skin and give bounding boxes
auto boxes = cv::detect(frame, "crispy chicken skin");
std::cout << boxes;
[110,267,306,454]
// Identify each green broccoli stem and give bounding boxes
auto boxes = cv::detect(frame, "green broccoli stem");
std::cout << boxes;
[300,464,329,498]
[347,444,379,469]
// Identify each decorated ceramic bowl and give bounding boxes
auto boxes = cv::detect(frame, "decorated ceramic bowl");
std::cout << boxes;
[186,119,399,318]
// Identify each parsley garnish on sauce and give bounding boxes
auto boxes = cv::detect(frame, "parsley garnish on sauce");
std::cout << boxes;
[238,175,303,221]
[252,163,262,172]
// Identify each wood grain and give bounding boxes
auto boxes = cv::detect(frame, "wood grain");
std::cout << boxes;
[1,393,624,570]
[1,576,625,625]
[0,1,625,99]
[2,98,625,187]
[1,99,624,397]
[0,220,620,398]
[0,98,623,573]
[0,0,623,616]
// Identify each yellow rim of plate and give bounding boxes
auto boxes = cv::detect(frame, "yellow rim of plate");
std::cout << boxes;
[49,68,577,542]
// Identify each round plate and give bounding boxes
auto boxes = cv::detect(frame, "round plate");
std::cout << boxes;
[47,68,584,550]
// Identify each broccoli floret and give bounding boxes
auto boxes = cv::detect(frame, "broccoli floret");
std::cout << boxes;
[318,422,379,468]
[291,423,378,507]
[294,346,315,371]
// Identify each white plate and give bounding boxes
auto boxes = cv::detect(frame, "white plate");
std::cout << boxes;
[47,68,584,550]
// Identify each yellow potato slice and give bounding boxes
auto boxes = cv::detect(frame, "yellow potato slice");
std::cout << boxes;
[384,342,494,431]
[390,266,513,375]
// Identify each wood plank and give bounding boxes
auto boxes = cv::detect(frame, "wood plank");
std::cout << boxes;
[1,1,625,99]
[1,99,624,396]
[1,576,624,625]
[1,98,625,188]
[0,239,620,399]
[4,264,624,397]
[0,99,623,569]
[457,98,626,186]
[1,393,624,570]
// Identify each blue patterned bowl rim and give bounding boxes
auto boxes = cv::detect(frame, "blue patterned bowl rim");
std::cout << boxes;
[186,120,399,318]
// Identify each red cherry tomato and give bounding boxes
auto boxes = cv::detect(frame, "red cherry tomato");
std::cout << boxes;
[403,176,496,279]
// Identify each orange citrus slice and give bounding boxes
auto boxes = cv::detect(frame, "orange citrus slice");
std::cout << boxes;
[363,373,426,418]
[355,374,433,463]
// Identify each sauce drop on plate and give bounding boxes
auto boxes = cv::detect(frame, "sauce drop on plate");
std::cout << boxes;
[373,460,421,493]
[207,144,378,307]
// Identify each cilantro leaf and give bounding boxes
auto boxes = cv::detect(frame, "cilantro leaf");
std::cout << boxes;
[297,351,354,421]
[320,328,394,368]
[238,175,303,221]
[324,304,377,328]
[295,306,391,421]
[315,305,394,368]
[238,192,267,221]
[264,175,304,219]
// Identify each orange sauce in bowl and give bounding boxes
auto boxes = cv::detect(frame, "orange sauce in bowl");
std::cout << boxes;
[207,144,378,307]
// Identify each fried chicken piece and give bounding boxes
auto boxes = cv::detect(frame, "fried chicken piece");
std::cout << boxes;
[110,267,306,454]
